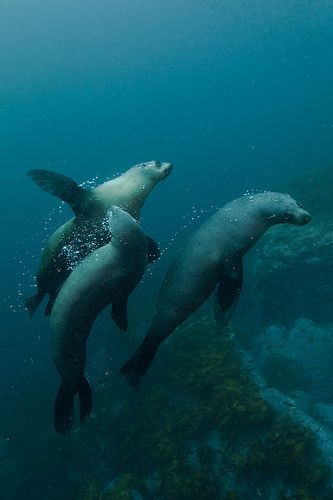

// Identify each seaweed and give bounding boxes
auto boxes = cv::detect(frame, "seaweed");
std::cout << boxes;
[112,320,332,498]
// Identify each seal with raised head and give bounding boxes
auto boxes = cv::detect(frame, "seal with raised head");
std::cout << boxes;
[119,192,311,388]
[51,206,148,434]
[25,161,173,320]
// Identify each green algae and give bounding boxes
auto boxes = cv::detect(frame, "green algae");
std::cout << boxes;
[75,477,102,500]
[244,417,331,490]
[111,320,331,498]
[75,474,139,500]
[102,473,138,500]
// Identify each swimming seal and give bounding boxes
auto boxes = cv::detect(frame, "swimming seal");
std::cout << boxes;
[51,206,148,434]
[119,192,311,388]
[25,161,173,319]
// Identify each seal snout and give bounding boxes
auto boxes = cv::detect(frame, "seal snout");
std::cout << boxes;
[296,210,312,225]
[302,212,312,224]
[159,161,173,177]
[160,161,173,170]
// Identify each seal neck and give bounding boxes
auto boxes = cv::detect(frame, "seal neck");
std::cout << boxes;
[94,169,158,220]
[212,198,273,258]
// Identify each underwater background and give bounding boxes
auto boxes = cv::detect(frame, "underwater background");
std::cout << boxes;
[1,0,333,498]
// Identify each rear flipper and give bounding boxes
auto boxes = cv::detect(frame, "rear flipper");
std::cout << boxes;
[77,376,93,423]
[24,290,45,317]
[119,337,161,390]
[54,376,92,434]
[215,260,243,330]
[145,236,161,263]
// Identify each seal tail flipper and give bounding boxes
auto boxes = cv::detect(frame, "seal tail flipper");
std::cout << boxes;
[111,296,128,332]
[54,376,92,434]
[145,236,161,263]
[24,291,44,317]
[27,169,89,216]
[119,337,160,389]
[54,383,75,434]
[215,260,244,330]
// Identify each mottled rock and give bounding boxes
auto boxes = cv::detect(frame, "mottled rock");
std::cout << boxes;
[248,319,333,401]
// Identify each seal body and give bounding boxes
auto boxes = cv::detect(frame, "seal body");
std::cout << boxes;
[51,206,148,433]
[120,192,311,388]
[25,161,172,316]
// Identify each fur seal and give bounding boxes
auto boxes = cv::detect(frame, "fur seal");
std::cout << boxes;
[25,161,173,319]
[51,206,148,434]
[119,192,311,388]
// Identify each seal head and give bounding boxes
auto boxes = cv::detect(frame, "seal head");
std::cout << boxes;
[257,192,312,226]
[136,160,173,181]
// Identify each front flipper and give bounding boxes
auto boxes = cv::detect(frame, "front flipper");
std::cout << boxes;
[145,236,160,263]
[215,261,244,330]
[27,169,89,216]
[44,288,61,317]
[24,290,45,317]
[112,296,128,332]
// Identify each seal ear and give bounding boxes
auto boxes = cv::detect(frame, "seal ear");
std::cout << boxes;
[27,169,89,216]
[215,261,243,330]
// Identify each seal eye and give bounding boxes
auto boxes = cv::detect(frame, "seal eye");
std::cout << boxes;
[297,201,303,209]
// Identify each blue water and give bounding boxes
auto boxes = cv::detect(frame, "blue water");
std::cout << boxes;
[1,1,333,498]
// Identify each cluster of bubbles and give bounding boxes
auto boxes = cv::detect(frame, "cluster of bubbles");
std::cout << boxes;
[60,243,83,272]
[78,175,101,189]
[13,175,104,313]
[61,216,111,271]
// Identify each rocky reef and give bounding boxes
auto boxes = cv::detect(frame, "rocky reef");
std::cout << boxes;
[5,319,332,500]
[69,322,333,499]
